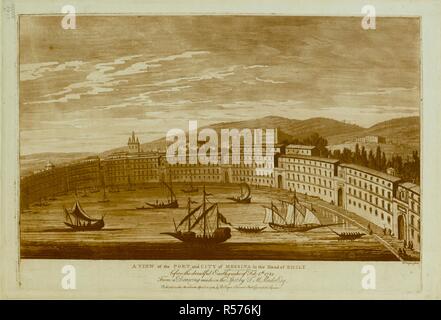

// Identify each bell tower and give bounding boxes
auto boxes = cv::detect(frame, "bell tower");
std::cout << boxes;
[128,131,140,153]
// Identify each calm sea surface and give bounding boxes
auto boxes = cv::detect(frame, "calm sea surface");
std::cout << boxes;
[21,185,397,260]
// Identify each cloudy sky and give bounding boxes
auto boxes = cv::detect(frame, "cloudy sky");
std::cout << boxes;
[20,16,420,155]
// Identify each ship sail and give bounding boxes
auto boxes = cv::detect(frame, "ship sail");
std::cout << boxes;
[68,200,99,221]
[240,183,251,200]
[163,180,176,202]
[227,182,251,203]
[262,203,286,225]
[63,199,105,230]
[303,208,321,225]
[189,203,217,231]
[263,207,273,223]
[161,187,232,243]
[262,192,337,233]
[285,203,295,225]
[145,177,178,209]
[177,204,203,229]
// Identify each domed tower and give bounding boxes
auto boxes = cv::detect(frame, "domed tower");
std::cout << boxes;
[128,131,140,153]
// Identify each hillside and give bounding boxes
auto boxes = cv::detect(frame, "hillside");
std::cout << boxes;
[102,116,365,155]
[21,116,420,174]
[326,116,420,147]
[20,152,95,176]
[363,117,420,145]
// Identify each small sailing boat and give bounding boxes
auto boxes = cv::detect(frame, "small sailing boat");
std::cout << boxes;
[161,189,232,244]
[234,225,266,233]
[181,177,198,193]
[227,182,251,204]
[263,192,340,232]
[328,227,365,240]
[63,200,105,231]
[145,180,178,209]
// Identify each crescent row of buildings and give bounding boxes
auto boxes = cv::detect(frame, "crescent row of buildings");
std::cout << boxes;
[21,131,421,251]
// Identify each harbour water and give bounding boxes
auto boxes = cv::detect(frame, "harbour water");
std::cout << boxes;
[20,185,398,260]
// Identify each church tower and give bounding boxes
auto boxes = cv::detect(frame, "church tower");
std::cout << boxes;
[128,131,140,153]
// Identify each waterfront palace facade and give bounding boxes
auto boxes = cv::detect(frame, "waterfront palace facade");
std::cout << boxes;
[21,132,421,251]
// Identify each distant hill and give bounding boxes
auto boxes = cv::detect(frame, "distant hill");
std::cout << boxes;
[363,117,420,145]
[326,116,420,159]
[326,116,420,146]
[21,116,420,174]
[102,116,365,155]
[20,152,95,176]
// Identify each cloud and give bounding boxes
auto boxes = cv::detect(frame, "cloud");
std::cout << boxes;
[340,87,417,96]
[20,60,85,81]
[26,51,210,105]
[244,77,287,85]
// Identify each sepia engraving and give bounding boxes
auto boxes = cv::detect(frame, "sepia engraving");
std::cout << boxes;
[19,16,421,262]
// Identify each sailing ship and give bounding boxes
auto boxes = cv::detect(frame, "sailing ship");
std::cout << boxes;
[227,182,251,204]
[181,177,198,193]
[234,225,266,233]
[145,180,178,209]
[161,189,232,244]
[63,200,105,231]
[263,192,339,232]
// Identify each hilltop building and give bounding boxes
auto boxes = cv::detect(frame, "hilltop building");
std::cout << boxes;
[285,145,319,156]
[355,135,386,144]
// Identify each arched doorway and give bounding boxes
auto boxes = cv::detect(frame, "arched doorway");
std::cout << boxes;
[397,215,406,240]
[337,188,343,207]
[277,175,283,189]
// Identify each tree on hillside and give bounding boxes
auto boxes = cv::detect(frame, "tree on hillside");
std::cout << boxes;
[285,132,329,157]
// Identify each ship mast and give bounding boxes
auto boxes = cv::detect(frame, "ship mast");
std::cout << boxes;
[187,197,191,232]
[169,170,174,202]
[293,190,296,226]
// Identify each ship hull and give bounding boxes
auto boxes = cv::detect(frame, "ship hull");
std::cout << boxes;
[235,226,266,233]
[181,189,198,193]
[227,197,251,204]
[145,200,179,209]
[268,222,338,232]
[161,228,231,244]
[337,233,365,240]
[64,219,105,231]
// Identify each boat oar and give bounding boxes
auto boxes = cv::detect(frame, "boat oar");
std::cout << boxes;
[326,224,341,236]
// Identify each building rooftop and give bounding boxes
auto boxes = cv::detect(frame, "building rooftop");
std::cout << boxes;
[286,144,317,149]
[105,151,161,160]
[340,163,401,182]
[279,154,340,164]
[399,182,421,194]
